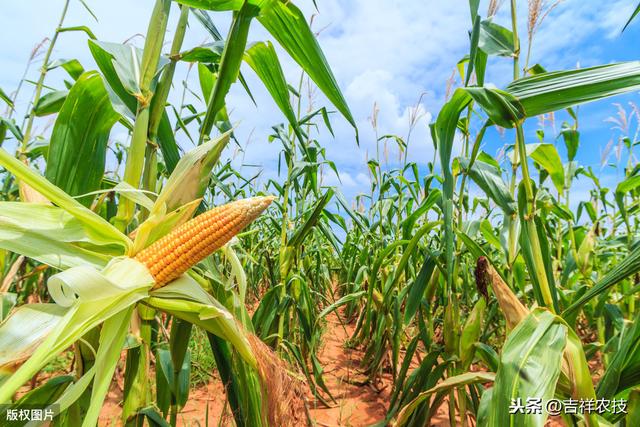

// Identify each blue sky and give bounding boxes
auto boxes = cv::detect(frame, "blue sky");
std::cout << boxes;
[1,0,639,206]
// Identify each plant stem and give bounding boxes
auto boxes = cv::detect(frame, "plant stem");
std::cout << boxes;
[113,0,171,231]
[142,5,190,195]
[510,0,520,80]
[515,123,555,310]
[118,1,171,423]
[507,0,521,281]
[19,0,70,160]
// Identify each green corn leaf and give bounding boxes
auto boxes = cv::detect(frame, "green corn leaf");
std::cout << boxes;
[88,40,138,117]
[506,61,640,118]
[484,309,567,427]
[622,2,640,32]
[387,222,439,302]
[47,58,85,80]
[460,158,516,215]
[0,150,131,253]
[200,1,259,140]
[186,11,257,107]
[0,293,17,322]
[474,342,499,372]
[288,188,334,248]
[615,174,640,221]
[479,219,502,250]
[178,42,224,63]
[155,346,172,415]
[174,349,192,408]
[463,62,640,128]
[88,40,169,101]
[12,375,74,406]
[156,110,181,174]
[207,332,265,426]
[395,371,495,426]
[627,391,640,426]
[0,87,13,109]
[560,126,580,161]
[465,86,524,127]
[89,41,144,102]
[45,71,120,207]
[563,244,640,320]
[88,40,179,172]
[82,306,135,427]
[0,117,23,143]
[256,0,357,136]
[597,312,640,399]
[191,9,224,40]
[57,25,97,40]
[0,202,115,270]
[403,253,439,325]
[529,144,565,194]
[174,0,243,11]
[434,89,473,291]
[136,407,172,427]
[33,90,68,116]
[316,291,365,322]
[197,62,215,103]
[478,20,515,57]
[466,15,481,86]
[244,41,304,143]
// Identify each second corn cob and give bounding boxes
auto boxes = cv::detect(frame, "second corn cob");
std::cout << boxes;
[475,256,529,330]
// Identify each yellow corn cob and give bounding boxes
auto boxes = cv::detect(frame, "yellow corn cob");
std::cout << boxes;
[135,196,274,288]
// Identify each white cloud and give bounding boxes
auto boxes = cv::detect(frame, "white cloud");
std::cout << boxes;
[211,0,472,198]
[489,0,632,72]
[0,0,636,204]
[322,169,356,188]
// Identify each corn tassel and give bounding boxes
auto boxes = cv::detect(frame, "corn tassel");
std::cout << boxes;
[135,196,274,288]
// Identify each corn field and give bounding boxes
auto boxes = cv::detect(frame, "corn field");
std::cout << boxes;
[2,0,640,426]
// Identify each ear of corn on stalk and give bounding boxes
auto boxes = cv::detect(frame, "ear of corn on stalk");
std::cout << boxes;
[475,256,529,330]
[135,196,274,288]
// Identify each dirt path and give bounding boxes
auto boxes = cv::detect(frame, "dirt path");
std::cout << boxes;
[99,306,398,426]
[96,301,454,426]
[306,308,390,426]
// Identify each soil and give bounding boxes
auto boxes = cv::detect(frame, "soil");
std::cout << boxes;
[19,302,579,426]
[305,308,394,426]
[96,304,453,427]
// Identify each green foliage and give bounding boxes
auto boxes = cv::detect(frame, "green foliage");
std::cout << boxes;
[2,1,640,426]
[45,71,120,206]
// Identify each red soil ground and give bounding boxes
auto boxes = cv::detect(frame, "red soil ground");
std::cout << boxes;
[13,303,577,426]
[19,297,587,425]
[96,305,452,426]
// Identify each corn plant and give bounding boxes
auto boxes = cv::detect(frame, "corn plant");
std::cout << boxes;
[0,0,354,425]
[3,1,640,426]
[385,2,640,426]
